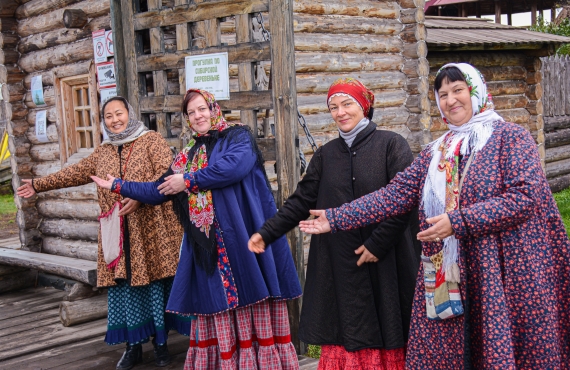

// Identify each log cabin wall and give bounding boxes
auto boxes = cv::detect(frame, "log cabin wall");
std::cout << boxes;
[6,0,111,257]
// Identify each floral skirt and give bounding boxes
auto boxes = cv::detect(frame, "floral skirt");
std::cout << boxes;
[105,277,193,346]
[184,300,298,370]
[317,345,406,370]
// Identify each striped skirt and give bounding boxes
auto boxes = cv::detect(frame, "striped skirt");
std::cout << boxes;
[184,299,299,370]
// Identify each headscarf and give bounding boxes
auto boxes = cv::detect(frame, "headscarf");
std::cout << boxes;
[327,77,375,119]
[101,97,149,146]
[422,63,504,282]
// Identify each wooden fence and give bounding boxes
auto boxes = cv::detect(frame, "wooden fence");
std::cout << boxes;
[541,55,570,192]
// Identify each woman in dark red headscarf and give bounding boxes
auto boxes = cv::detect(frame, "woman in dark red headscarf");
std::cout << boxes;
[249,78,421,369]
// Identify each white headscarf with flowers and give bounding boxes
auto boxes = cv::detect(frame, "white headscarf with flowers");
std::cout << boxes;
[422,63,504,280]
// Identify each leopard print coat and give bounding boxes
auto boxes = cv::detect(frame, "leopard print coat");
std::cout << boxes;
[33,131,183,287]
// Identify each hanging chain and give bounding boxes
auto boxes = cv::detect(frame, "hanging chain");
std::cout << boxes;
[253,12,318,154]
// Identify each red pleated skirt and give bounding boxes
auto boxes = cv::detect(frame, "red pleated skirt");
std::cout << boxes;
[184,300,299,370]
[317,345,406,370]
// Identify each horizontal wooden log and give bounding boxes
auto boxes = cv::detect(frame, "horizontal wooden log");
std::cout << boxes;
[544,115,570,132]
[15,0,82,20]
[0,265,29,276]
[29,142,61,161]
[63,9,87,28]
[52,60,91,79]
[16,208,40,230]
[400,7,424,24]
[428,80,526,101]
[0,270,36,294]
[529,115,544,132]
[8,82,27,103]
[10,101,28,120]
[0,49,19,65]
[27,123,59,144]
[25,88,56,108]
[294,0,399,19]
[527,100,543,115]
[297,89,407,115]
[8,135,31,157]
[546,128,570,149]
[295,52,403,73]
[7,120,29,138]
[428,52,527,69]
[59,294,107,326]
[24,72,54,89]
[526,83,542,101]
[27,107,57,125]
[548,173,570,192]
[402,58,429,78]
[546,157,570,178]
[18,15,110,54]
[32,160,61,177]
[3,65,26,84]
[293,14,402,35]
[526,71,542,85]
[400,23,426,43]
[0,248,97,285]
[525,57,542,73]
[399,0,424,8]
[36,198,100,220]
[0,0,19,17]
[39,218,98,241]
[17,0,109,37]
[63,282,98,301]
[492,95,529,110]
[0,18,18,33]
[296,71,405,94]
[496,108,530,125]
[42,237,98,261]
[294,33,402,53]
[140,90,273,113]
[429,66,527,83]
[299,106,409,133]
[0,32,20,49]
[546,144,570,163]
[134,0,267,30]
[403,40,427,59]
[19,38,93,73]
[19,228,42,250]
[137,41,270,72]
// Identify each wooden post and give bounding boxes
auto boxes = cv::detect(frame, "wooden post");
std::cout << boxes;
[120,0,140,117]
[495,0,502,24]
[110,0,127,97]
[236,13,258,135]
[507,3,513,25]
[461,4,466,18]
[531,2,538,25]
[552,7,557,23]
[269,0,305,355]
[148,0,168,137]
[476,2,481,18]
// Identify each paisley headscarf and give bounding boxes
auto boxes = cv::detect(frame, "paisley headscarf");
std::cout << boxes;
[326,77,375,119]
[422,63,504,282]
[101,97,149,146]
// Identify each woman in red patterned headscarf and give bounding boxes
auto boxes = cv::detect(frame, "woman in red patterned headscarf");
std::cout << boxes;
[249,78,421,369]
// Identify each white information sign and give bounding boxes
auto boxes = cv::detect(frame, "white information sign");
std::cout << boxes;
[185,52,230,100]
[92,29,107,63]
[31,75,45,106]
[97,61,116,88]
[100,86,117,103]
[35,110,49,143]
[105,30,114,57]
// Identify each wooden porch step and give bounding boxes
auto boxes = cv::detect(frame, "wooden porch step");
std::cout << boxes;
[0,236,20,249]
[0,248,97,286]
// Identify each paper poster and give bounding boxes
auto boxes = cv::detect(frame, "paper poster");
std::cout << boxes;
[105,30,114,57]
[35,110,49,143]
[100,86,117,103]
[92,29,107,63]
[96,61,116,88]
[31,75,45,106]
[185,52,230,100]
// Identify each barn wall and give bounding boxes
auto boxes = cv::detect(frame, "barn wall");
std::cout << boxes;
[8,0,111,256]
[427,50,545,164]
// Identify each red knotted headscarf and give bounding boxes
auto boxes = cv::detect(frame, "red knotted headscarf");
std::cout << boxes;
[326,78,375,119]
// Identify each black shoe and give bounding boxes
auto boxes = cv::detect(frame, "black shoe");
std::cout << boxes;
[152,337,171,367]
[116,343,143,370]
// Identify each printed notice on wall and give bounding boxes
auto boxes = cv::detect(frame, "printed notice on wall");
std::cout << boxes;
[31,76,45,106]
[35,110,49,143]
[97,61,116,88]
[105,30,114,57]
[185,52,230,100]
[100,86,117,103]
[92,29,107,63]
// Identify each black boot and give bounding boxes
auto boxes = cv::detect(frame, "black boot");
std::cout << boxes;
[152,337,171,367]
[116,343,143,370]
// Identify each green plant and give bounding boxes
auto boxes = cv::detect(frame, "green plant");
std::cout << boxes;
[0,194,16,215]
[306,344,321,359]
[529,16,570,55]
[554,187,570,231]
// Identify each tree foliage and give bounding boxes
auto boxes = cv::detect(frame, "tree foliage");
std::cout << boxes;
[529,16,570,55]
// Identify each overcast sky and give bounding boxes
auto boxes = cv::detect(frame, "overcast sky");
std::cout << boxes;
[476,8,561,27]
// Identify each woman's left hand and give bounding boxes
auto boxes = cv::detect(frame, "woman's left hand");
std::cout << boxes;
[119,197,141,216]
[355,245,378,266]
[417,213,454,242]
[157,174,186,195]
[91,174,116,190]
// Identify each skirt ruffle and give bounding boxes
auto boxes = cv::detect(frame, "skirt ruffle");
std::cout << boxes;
[317,345,406,370]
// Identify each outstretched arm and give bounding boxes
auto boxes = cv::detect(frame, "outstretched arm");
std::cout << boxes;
[91,173,169,206]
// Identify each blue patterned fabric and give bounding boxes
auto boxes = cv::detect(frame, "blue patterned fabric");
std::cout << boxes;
[105,277,193,345]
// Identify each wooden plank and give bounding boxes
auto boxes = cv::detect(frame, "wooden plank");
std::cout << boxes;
[139,90,273,112]
[0,270,36,294]
[133,0,268,30]
[0,287,65,306]
[0,248,97,285]
[0,295,66,321]
[136,41,271,72]
[236,13,258,134]
[269,0,304,353]
[257,137,276,161]
[148,0,168,137]
[0,307,59,331]
[0,313,60,337]
[175,0,191,95]
[549,173,570,193]
[120,0,140,117]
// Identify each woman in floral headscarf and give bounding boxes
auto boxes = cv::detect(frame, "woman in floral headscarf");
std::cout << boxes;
[297,63,570,369]
[17,96,191,370]
[248,78,421,370]
[92,89,302,369]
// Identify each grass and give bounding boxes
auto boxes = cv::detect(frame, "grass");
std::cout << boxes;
[306,344,321,359]
[554,187,570,232]
[0,193,16,216]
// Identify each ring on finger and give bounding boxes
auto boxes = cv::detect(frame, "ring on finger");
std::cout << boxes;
[435,237,441,242]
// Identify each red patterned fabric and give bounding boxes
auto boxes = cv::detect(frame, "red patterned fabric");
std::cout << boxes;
[184,300,299,370]
[318,345,405,370]
[326,78,375,118]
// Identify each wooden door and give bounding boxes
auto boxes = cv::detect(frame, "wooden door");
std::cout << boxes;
[111,0,304,352]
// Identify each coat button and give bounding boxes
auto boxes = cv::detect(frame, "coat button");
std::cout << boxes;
[353,152,356,156]
[352,177,356,181]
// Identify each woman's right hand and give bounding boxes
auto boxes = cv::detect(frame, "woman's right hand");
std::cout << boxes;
[90,174,116,190]
[248,233,266,254]
[299,210,331,234]
[16,179,36,198]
